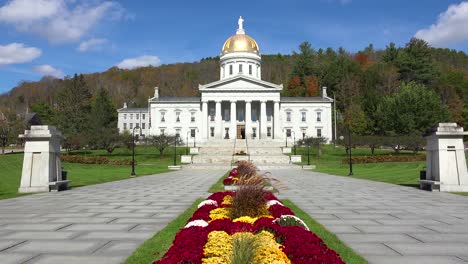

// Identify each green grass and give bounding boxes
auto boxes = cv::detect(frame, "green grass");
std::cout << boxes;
[208,171,230,193]
[294,145,425,187]
[124,198,203,264]
[283,199,368,264]
[452,192,468,196]
[0,145,189,200]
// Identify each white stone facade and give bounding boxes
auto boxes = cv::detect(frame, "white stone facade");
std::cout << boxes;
[117,17,333,144]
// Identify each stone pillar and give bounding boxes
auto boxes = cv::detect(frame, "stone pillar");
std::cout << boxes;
[230,101,237,140]
[201,101,208,140]
[19,126,64,193]
[273,100,280,139]
[215,100,222,139]
[260,100,267,139]
[424,123,468,192]
[245,100,252,140]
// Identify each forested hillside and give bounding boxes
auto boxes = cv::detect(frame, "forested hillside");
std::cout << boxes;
[1,38,467,142]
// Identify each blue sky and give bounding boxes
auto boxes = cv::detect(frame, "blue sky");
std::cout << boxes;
[1,0,467,93]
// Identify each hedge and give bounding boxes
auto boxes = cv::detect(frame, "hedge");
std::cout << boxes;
[61,155,134,165]
[342,154,425,164]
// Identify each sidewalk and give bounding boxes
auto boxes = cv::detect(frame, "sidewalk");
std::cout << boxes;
[0,169,225,264]
[271,169,468,264]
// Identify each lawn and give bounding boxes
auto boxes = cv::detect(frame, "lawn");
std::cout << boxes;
[294,145,425,187]
[0,145,188,200]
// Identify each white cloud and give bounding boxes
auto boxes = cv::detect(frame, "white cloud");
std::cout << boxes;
[415,2,468,46]
[78,38,107,52]
[0,0,126,43]
[0,43,41,66]
[116,55,161,69]
[33,64,64,78]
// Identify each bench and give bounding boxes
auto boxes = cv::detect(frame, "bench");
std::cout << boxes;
[419,179,441,191]
[49,180,71,192]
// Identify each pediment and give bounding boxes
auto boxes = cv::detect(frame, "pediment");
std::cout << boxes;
[199,75,283,92]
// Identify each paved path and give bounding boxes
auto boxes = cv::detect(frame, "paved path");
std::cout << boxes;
[270,169,468,264]
[0,169,225,264]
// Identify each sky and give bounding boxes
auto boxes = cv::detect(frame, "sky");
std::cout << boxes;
[1,0,468,93]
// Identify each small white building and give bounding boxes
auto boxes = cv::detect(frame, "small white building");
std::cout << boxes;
[118,17,333,144]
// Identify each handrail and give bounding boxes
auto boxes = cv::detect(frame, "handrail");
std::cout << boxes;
[231,135,237,167]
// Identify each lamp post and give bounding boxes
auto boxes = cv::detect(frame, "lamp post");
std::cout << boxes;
[347,127,353,176]
[291,131,296,155]
[186,131,190,155]
[193,129,197,148]
[307,136,311,165]
[285,130,288,147]
[173,134,178,166]
[131,125,140,177]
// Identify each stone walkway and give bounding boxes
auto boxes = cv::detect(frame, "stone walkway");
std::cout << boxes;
[0,169,225,264]
[270,169,468,264]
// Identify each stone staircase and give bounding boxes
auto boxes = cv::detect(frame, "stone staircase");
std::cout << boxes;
[189,139,298,169]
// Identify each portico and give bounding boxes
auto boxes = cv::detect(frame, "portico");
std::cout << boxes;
[201,98,280,140]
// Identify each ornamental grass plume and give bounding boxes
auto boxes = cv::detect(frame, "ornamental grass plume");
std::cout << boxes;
[230,182,267,219]
[235,160,258,177]
[230,232,258,264]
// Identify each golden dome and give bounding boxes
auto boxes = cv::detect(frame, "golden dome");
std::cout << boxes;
[222,33,259,54]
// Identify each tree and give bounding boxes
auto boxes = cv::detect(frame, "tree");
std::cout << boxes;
[298,136,327,160]
[54,74,92,150]
[31,102,54,125]
[383,42,399,64]
[397,38,438,85]
[375,82,449,135]
[89,88,118,151]
[148,134,183,158]
[0,122,9,154]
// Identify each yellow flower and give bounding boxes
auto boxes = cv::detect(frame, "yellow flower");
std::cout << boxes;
[254,231,291,264]
[209,207,231,221]
[222,195,233,205]
[203,231,232,264]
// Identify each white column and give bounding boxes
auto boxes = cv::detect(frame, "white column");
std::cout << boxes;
[230,101,236,140]
[215,100,222,139]
[260,100,267,139]
[201,101,208,140]
[245,100,252,140]
[273,100,280,139]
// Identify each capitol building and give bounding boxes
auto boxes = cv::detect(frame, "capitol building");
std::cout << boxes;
[117,17,333,144]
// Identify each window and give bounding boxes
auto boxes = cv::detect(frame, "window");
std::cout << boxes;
[286,112,291,122]
[161,112,165,122]
[252,109,258,121]
[176,112,180,122]
[302,131,306,139]
[249,65,252,75]
[267,127,271,137]
[209,108,215,121]
[175,129,181,138]
[224,128,230,139]
[136,114,139,120]
[124,114,127,119]
[210,127,215,137]
[191,129,196,138]
[130,123,133,129]
[317,112,322,122]
[191,112,195,122]
[239,64,243,73]
[160,129,165,135]
[130,114,133,119]
[317,128,322,138]
[286,129,291,137]
[229,65,233,75]
[123,123,127,129]
[252,128,257,138]
[142,123,145,129]
[142,114,146,120]
[301,112,306,122]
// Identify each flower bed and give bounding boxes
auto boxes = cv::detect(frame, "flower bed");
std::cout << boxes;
[154,191,345,264]
[223,168,239,186]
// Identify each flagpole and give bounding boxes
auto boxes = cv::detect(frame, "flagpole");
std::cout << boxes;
[333,93,337,148]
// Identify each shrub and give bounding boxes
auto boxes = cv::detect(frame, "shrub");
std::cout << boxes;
[230,232,258,264]
[61,155,134,165]
[342,154,425,164]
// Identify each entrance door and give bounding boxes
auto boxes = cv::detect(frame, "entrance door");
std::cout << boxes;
[237,125,245,139]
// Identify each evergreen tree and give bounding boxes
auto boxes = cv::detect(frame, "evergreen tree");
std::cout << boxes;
[31,102,54,125]
[89,87,118,151]
[55,74,92,149]
[383,42,399,64]
[397,38,438,85]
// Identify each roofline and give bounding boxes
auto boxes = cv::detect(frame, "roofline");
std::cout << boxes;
[199,74,283,90]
